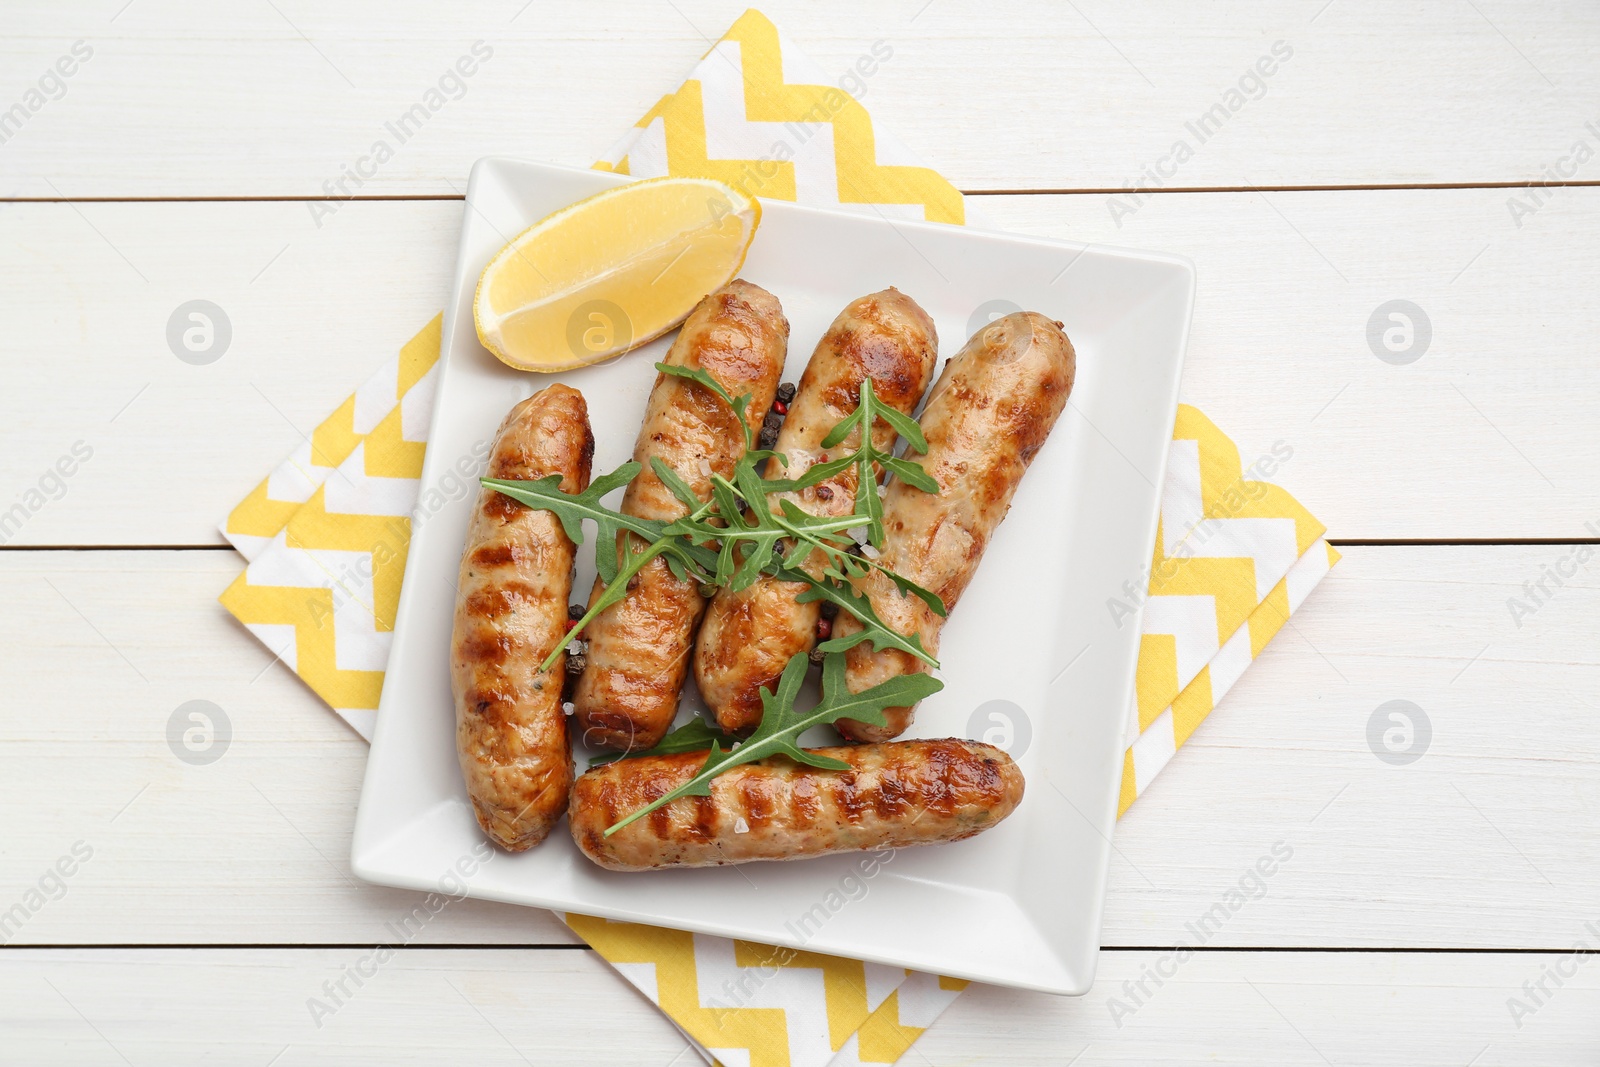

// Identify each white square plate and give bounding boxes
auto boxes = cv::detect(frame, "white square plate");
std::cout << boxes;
[353,158,1193,995]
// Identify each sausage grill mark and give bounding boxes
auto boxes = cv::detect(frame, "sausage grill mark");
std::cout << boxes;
[486,493,524,522]
[832,772,865,822]
[687,795,718,843]
[457,632,513,670]
[470,541,531,570]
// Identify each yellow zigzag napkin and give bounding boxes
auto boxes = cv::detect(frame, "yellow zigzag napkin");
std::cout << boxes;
[1120,406,1339,815]
[593,9,964,226]
[218,10,1337,1064]
[220,317,441,739]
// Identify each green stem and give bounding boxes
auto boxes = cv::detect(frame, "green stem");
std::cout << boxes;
[539,496,721,673]
[539,537,669,673]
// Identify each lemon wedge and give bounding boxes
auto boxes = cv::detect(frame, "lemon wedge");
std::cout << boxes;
[473,177,761,372]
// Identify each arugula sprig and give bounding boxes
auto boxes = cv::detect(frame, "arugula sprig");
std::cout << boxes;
[481,360,947,676]
[651,466,945,661]
[601,652,944,836]
[761,379,940,548]
[484,462,711,585]
[654,361,945,612]
[780,568,937,665]
[654,362,757,451]
[587,715,740,767]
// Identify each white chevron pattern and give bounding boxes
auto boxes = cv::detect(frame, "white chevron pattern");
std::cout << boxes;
[322,443,423,517]
[1129,539,1336,799]
[1140,594,1222,692]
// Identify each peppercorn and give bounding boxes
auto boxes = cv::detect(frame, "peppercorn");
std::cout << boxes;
[816,616,832,640]
[772,399,789,415]
[819,600,838,620]
[808,646,827,666]
[814,484,833,502]
[776,382,797,404]
[567,603,584,620]
[566,651,587,675]
[757,411,782,451]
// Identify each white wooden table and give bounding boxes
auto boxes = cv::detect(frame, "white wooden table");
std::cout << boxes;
[3,2,1598,1062]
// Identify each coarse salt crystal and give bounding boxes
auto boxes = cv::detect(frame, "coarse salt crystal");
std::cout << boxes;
[733,817,750,834]
[562,702,575,717]
[698,457,713,477]
[847,526,869,543]
[876,483,887,497]
[861,544,881,560]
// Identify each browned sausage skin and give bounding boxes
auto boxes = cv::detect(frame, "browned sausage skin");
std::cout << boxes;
[835,312,1076,743]
[452,384,594,851]
[572,280,788,751]
[693,289,938,733]
[569,739,1024,870]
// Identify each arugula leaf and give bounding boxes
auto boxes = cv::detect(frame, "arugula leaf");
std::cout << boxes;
[876,564,948,616]
[484,458,722,671]
[758,452,855,495]
[782,570,938,666]
[724,465,791,591]
[483,461,652,585]
[655,362,755,451]
[875,402,929,455]
[603,653,944,835]
[854,467,887,549]
[648,456,703,515]
[736,447,787,483]
[538,535,660,671]
[881,455,941,494]
[588,715,741,767]
[760,379,938,548]
[702,492,950,622]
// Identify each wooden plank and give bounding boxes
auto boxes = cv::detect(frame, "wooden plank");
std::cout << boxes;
[0,547,1594,948]
[0,550,578,946]
[0,949,685,1065]
[927,950,1600,1065]
[1,1,1597,196]
[2,948,1596,1064]
[985,186,1600,540]
[0,199,462,549]
[2,191,1596,543]
[1102,541,1600,950]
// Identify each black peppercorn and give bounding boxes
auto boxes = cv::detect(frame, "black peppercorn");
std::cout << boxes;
[758,411,782,451]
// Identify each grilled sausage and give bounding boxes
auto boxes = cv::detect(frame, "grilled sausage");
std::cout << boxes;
[570,738,1024,870]
[694,289,938,733]
[573,280,788,751]
[835,312,1075,743]
[452,384,594,851]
